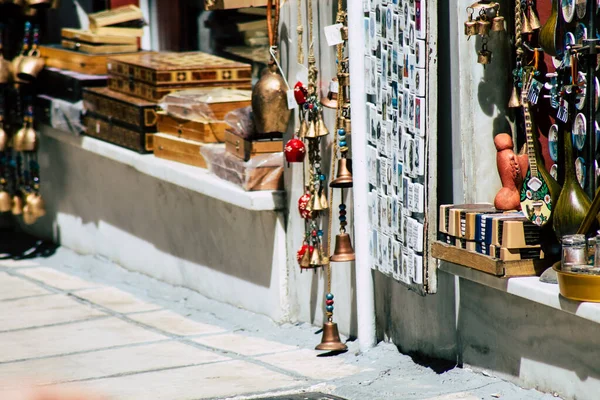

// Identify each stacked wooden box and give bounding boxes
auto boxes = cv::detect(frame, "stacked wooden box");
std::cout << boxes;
[437,204,544,262]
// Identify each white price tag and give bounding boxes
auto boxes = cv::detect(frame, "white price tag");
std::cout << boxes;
[324,23,344,46]
[296,64,309,85]
[287,90,297,110]
[329,79,339,94]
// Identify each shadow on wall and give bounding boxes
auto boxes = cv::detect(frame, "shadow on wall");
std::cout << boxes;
[24,134,278,289]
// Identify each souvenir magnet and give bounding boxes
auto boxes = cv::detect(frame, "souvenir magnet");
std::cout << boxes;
[364,17,371,55]
[393,240,401,280]
[549,124,559,162]
[415,96,425,137]
[365,56,373,94]
[403,176,410,206]
[413,253,423,284]
[386,6,394,39]
[550,164,558,180]
[415,39,426,68]
[409,21,416,50]
[376,5,382,35]
[573,113,587,151]
[415,0,426,39]
[576,22,587,45]
[562,0,575,23]
[397,161,404,197]
[413,136,425,177]
[370,12,377,52]
[401,249,409,283]
[576,0,586,19]
[576,157,586,187]
[415,68,425,97]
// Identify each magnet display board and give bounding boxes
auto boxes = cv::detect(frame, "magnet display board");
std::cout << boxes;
[361,0,437,294]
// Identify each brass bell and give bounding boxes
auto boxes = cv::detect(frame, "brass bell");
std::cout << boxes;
[17,52,45,82]
[11,55,23,82]
[330,232,356,262]
[508,86,521,108]
[0,58,11,84]
[27,193,45,217]
[0,191,11,212]
[22,204,37,225]
[478,49,492,65]
[320,253,330,266]
[492,16,505,32]
[529,7,541,30]
[310,246,322,266]
[337,72,350,86]
[298,118,309,138]
[319,188,329,210]
[13,124,37,152]
[315,321,347,352]
[344,118,352,135]
[340,26,348,41]
[11,195,23,215]
[315,113,330,137]
[321,78,339,109]
[478,19,491,36]
[522,11,532,34]
[305,120,317,139]
[300,247,311,268]
[465,20,478,37]
[312,190,325,211]
[0,124,7,151]
[251,64,292,135]
[330,158,353,188]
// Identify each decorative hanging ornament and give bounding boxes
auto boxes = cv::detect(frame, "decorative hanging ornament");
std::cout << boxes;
[298,189,313,219]
[294,82,308,105]
[285,137,307,163]
[464,2,505,65]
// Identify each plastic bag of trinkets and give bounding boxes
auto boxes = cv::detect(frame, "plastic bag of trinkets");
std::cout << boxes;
[201,145,283,191]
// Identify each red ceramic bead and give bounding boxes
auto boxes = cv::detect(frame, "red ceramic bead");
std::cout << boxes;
[339,210,347,216]
[284,138,307,163]
[326,299,334,306]
[298,192,312,219]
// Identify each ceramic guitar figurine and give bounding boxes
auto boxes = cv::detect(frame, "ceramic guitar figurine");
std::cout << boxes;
[494,133,523,211]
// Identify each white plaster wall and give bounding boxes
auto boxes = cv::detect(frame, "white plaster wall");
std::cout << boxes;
[280,0,358,338]
[24,134,288,322]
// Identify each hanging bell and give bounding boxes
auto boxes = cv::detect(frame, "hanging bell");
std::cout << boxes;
[315,321,347,352]
[478,49,492,65]
[492,16,505,32]
[330,232,356,262]
[529,7,541,30]
[0,191,11,212]
[27,192,45,217]
[305,120,317,139]
[0,124,7,151]
[13,124,37,152]
[300,246,312,268]
[465,19,477,36]
[0,58,11,84]
[22,204,37,225]
[251,63,292,135]
[478,19,491,36]
[522,11,532,34]
[321,78,339,109]
[330,158,354,188]
[11,195,23,215]
[315,113,330,137]
[312,190,325,211]
[319,188,329,210]
[310,246,322,266]
[320,250,330,266]
[508,86,521,108]
[298,118,309,138]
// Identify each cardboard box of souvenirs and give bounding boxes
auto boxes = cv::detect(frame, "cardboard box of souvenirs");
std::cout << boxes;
[106,51,252,102]
[40,45,143,75]
[202,145,283,191]
[83,87,158,133]
[224,131,282,161]
[37,68,107,103]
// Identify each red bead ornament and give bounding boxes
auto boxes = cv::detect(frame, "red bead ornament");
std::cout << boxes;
[298,192,312,219]
[294,82,308,105]
[297,244,314,263]
[284,138,306,163]
[326,299,334,306]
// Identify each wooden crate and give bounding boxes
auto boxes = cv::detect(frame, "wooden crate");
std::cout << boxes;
[157,112,226,143]
[431,241,550,278]
[153,133,207,168]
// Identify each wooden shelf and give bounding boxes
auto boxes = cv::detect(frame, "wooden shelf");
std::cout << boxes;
[432,242,550,278]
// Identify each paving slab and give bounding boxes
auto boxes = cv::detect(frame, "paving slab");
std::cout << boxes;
[0,317,167,363]
[0,260,40,268]
[73,287,162,314]
[193,333,298,356]
[128,310,226,336]
[0,272,49,301]
[0,341,229,386]
[256,350,362,380]
[0,294,105,332]
[17,267,98,290]
[63,360,302,400]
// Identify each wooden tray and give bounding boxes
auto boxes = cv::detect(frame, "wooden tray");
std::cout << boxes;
[431,241,550,277]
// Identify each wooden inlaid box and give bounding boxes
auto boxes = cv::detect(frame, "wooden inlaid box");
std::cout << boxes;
[224,131,282,161]
[153,133,211,168]
[84,113,154,154]
[157,112,227,143]
[40,45,143,75]
[106,52,252,102]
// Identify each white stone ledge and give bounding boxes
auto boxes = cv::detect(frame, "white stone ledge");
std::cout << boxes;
[41,125,286,212]
[440,261,600,325]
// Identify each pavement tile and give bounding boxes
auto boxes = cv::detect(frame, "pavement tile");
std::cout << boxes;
[257,349,361,380]
[0,341,229,386]
[0,260,40,268]
[0,272,49,301]
[192,333,298,356]
[0,317,166,363]
[73,287,162,314]
[63,360,301,400]
[127,310,226,336]
[0,294,105,332]
[18,267,98,290]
